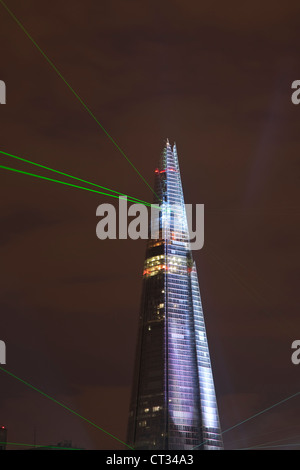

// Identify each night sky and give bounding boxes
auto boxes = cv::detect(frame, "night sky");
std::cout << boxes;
[0,0,299,450]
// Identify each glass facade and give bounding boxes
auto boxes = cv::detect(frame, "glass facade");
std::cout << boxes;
[127,141,223,450]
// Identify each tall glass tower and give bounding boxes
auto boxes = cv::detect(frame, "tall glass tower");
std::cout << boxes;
[127,140,223,450]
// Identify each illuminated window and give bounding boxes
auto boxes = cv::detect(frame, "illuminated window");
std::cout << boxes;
[153,406,162,412]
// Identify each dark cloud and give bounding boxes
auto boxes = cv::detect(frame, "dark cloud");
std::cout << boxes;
[0,0,299,450]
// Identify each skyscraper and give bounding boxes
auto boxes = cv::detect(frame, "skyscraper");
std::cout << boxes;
[127,140,223,450]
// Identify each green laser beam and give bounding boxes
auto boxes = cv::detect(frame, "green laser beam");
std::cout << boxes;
[221,391,300,436]
[241,443,300,450]
[0,0,159,201]
[0,441,82,450]
[0,366,134,450]
[222,427,300,449]
[0,164,159,209]
[0,149,152,207]
[238,434,300,450]
[192,391,300,450]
